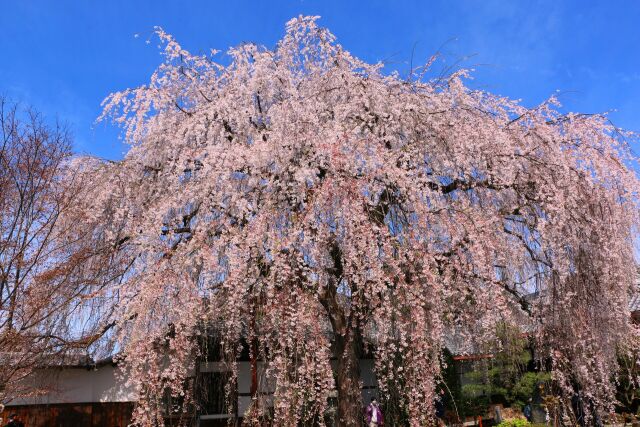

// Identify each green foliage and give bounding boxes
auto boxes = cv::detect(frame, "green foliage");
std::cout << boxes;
[496,419,531,427]
[458,383,491,418]
[616,350,640,414]
[456,322,550,416]
[510,372,549,408]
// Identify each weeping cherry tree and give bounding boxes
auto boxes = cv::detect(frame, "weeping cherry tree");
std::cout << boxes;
[85,16,640,426]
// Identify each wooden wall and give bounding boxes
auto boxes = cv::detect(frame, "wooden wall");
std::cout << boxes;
[0,402,134,427]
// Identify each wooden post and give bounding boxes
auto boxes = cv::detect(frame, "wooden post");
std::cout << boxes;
[250,339,258,397]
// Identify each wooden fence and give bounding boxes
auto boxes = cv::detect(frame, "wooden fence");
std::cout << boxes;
[0,402,133,427]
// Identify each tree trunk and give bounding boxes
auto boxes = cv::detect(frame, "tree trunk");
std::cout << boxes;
[319,286,363,427]
[334,328,363,427]
[320,240,363,427]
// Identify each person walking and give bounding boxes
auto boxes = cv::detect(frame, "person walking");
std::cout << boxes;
[365,397,384,426]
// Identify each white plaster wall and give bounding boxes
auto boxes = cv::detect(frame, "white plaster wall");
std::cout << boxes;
[91,365,137,402]
[7,365,137,406]
[9,358,379,415]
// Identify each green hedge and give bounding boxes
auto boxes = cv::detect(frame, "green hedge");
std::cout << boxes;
[496,419,531,427]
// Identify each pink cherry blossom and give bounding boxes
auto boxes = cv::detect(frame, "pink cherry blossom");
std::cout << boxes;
[78,16,640,426]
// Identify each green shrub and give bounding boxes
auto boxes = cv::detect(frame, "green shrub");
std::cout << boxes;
[496,419,531,427]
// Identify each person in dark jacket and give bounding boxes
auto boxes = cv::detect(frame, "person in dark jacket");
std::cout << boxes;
[523,398,533,422]
[572,391,586,427]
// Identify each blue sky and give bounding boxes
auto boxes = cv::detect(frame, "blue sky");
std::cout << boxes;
[1,1,639,160]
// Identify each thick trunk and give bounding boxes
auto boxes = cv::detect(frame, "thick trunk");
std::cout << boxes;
[319,287,363,426]
[321,240,363,427]
[334,328,362,427]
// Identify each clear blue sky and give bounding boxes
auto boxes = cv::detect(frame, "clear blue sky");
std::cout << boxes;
[1,1,639,160]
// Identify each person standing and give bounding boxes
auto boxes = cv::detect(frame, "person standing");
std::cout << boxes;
[523,399,533,422]
[365,397,384,426]
[494,405,503,424]
[572,391,586,427]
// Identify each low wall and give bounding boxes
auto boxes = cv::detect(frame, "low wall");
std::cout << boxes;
[0,402,134,427]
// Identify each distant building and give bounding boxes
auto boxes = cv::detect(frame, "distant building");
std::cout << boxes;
[0,356,134,427]
[0,353,378,427]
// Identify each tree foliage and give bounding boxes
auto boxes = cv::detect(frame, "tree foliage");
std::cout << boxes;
[0,98,120,402]
[86,16,640,426]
